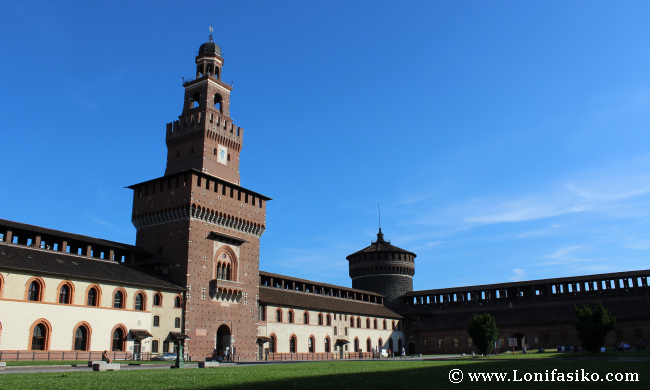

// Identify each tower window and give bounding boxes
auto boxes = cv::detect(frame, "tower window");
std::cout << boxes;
[214,93,223,113]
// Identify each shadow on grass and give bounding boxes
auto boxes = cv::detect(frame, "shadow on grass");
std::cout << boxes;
[0,360,646,390]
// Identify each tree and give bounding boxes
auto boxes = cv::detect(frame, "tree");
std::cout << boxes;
[468,313,499,355]
[574,302,616,353]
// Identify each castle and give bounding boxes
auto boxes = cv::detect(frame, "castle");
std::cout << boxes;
[0,37,648,361]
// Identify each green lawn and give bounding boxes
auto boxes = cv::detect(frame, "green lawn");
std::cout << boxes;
[3,360,171,367]
[0,359,646,389]
[452,349,650,359]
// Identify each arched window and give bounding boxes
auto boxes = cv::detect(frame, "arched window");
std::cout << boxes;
[112,327,125,351]
[113,290,124,309]
[59,284,71,304]
[87,287,98,306]
[350,316,354,328]
[308,336,315,353]
[269,334,277,353]
[345,327,348,336]
[354,338,359,352]
[334,326,338,336]
[276,309,282,322]
[135,293,145,311]
[31,323,48,350]
[153,293,162,306]
[392,320,396,330]
[373,319,378,329]
[357,318,361,328]
[153,316,160,327]
[289,335,297,353]
[367,338,372,353]
[303,312,309,324]
[174,295,182,308]
[74,325,89,351]
[325,337,331,353]
[214,93,223,113]
[326,314,332,326]
[318,313,323,325]
[27,279,42,302]
[383,319,387,330]
[366,318,370,328]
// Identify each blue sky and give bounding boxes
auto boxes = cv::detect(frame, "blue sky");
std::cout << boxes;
[2,1,650,291]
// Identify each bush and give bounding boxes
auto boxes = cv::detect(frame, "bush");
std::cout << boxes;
[574,302,616,353]
[468,313,499,355]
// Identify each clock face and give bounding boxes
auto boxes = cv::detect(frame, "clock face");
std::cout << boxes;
[217,144,228,165]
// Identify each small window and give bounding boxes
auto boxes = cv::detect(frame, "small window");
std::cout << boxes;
[153,293,162,306]
[276,309,282,322]
[31,323,48,350]
[113,291,124,309]
[308,336,315,353]
[288,310,294,324]
[303,312,309,324]
[87,287,98,307]
[135,293,145,311]
[74,326,89,351]
[59,284,71,304]
[326,314,332,326]
[174,296,182,308]
[28,280,42,302]
[289,336,297,353]
[112,328,125,351]
[174,317,181,328]
[153,316,160,327]
[318,313,323,325]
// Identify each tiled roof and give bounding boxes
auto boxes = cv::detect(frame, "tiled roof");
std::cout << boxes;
[346,229,416,258]
[0,243,183,291]
[260,271,385,298]
[259,286,402,319]
[0,219,148,254]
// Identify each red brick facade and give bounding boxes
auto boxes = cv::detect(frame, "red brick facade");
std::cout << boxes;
[129,38,270,361]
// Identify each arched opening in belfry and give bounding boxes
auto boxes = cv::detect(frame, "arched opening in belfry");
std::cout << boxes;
[206,64,214,76]
[191,92,201,109]
[196,65,204,78]
[214,93,223,113]
[216,324,232,354]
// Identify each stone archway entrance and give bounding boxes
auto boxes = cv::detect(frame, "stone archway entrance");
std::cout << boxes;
[216,325,232,356]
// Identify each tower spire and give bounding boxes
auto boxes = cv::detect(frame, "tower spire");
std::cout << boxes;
[209,20,214,42]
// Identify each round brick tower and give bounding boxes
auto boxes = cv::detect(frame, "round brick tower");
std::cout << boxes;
[347,229,416,307]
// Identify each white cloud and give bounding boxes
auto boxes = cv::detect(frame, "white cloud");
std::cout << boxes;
[509,268,526,281]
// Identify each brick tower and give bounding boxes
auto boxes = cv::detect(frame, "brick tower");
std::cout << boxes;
[129,35,270,360]
[347,229,416,308]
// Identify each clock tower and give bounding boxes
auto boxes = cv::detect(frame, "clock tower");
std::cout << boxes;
[129,35,270,360]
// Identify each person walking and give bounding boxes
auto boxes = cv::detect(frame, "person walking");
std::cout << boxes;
[401,347,406,359]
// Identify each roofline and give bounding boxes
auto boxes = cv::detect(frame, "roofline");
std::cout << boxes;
[402,268,650,297]
[0,219,147,254]
[259,270,386,298]
[0,243,184,291]
[126,169,272,201]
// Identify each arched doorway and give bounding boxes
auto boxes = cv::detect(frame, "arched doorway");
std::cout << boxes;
[408,341,415,355]
[397,337,403,353]
[388,338,394,354]
[513,333,526,351]
[216,324,231,355]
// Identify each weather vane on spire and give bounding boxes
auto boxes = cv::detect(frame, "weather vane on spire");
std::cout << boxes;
[209,18,214,42]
